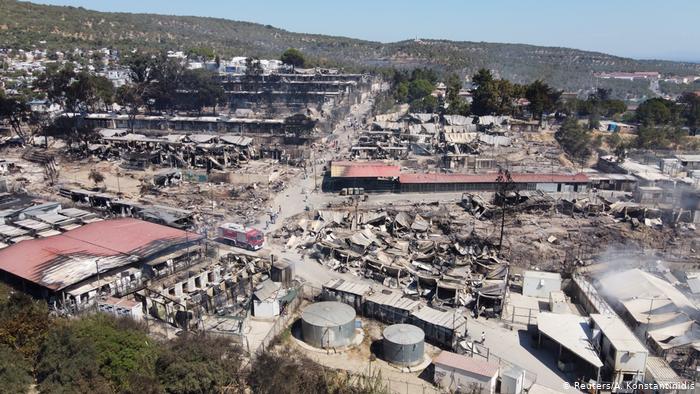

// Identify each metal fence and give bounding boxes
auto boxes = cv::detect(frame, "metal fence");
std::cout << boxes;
[504,304,539,326]
[571,273,614,315]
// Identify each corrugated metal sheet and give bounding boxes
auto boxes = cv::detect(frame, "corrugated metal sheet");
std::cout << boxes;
[0,218,203,291]
[366,291,420,312]
[646,356,685,384]
[323,278,371,296]
[411,306,466,330]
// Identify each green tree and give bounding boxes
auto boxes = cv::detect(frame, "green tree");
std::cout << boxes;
[555,118,591,163]
[471,68,494,87]
[470,69,499,116]
[494,79,522,115]
[156,334,244,394]
[177,69,225,114]
[409,94,438,113]
[148,55,185,112]
[280,48,306,68]
[395,81,409,103]
[0,92,31,142]
[679,92,700,131]
[635,125,685,149]
[92,75,115,112]
[116,84,144,132]
[407,79,434,102]
[0,287,50,362]
[635,97,678,126]
[37,315,158,393]
[186,47,215,60]
[444,73,470,115]
[0,345,33,394]
[526,80,561,123]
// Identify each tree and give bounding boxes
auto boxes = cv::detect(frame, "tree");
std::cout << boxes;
[34,63,76,110]
[37,315,158,393]
[494,79,522,116]
[409,95,438,113]
[155,334,244,394]
[280,48,306,68]
[470,69,499,116]
[88,168,105,186]
[635,97,678,126]
[444,73,470,115]
[186,47,215,60]
[407,79,434,102]
[245,57,264,77]
[635,125,685,149]
[679,92,700,131]
[92,75,115,112]
[176,69,225,114]
[148,55,185,113]
[0,92,31,142]
[124,52,156,87]
[0,345,33,394]
[250,349,337,394]
[606,132,622,150]
[526,80,561,123]
[555,118,591,163]
[0,286,50,362]
[116,84,143,132]
[471,68,494,87]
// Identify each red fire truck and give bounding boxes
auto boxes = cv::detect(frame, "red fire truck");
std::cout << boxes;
[217,223,264,250]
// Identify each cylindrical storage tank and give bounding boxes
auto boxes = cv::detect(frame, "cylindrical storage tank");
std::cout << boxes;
[382,324,425,367]
[301,301,356,348]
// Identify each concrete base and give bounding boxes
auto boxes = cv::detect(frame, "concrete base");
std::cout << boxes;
[292,327,365,354]
[386,354,432,373]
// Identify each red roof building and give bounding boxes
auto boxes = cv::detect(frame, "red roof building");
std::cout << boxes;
[399,172,589,185]
[399,172,589,193]
[0,218,202,293]
[330,161,400,178]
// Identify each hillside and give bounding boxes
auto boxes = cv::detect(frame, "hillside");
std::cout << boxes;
[2,0,700,94]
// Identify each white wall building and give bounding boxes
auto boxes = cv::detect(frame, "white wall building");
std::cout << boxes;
[522,270,561,298]
[590,313,648,387]
[433,351,499,393]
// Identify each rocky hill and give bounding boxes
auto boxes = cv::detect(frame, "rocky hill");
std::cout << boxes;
[2,0,699,94]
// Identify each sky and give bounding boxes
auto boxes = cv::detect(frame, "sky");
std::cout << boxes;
[29,0,700,62]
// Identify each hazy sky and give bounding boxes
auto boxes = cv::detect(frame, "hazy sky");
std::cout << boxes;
[30,0,700,62]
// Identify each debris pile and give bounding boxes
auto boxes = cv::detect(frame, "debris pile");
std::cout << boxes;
[277,204,509,309]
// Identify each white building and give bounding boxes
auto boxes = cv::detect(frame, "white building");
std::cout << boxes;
[433,351,499,393]
[522,270,561,298]
[590,313,648,387]
[252,279,283,318]
[548,290,570,314]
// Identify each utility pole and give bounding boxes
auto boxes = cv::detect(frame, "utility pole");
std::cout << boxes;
[643,296,657,339]
[496,166,514,254]
[312,148,318,191]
